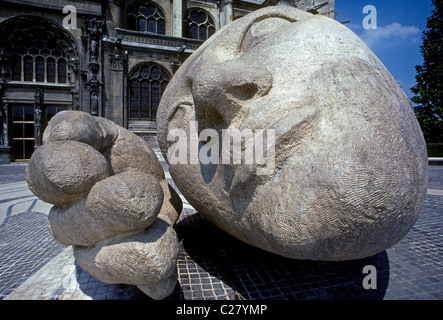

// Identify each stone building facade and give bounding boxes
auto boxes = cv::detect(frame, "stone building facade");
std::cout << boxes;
[0,0,335,163]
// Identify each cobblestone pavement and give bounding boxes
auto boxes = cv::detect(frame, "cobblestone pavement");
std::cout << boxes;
[0,155,442,300]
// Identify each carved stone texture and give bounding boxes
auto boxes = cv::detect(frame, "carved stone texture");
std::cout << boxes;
[156,7,429,261]
[26,111,182,299]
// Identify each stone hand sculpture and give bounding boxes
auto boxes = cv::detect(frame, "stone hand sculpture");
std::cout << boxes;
[26,111,182,299]
[157,7,429,261]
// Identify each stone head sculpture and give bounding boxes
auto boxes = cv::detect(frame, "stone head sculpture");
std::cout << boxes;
[157,6,428,261]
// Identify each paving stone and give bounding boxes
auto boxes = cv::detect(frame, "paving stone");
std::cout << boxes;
[1,160,442,300]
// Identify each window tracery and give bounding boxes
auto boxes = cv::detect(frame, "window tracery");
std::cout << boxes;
[127,1,166,35]
[183,8,216,40]
[129,63,170,121]
[11,38,68,84]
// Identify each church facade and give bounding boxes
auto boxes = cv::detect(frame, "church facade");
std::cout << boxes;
[0,0,335,163]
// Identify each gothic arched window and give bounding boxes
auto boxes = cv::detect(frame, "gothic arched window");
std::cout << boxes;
[11,38,68,84]
[129,63,170,121]
[183,8,216,41]
[127,1,166,34]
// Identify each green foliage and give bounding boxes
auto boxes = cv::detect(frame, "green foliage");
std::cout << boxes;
[426,143,443,157]
[411,0,443,143]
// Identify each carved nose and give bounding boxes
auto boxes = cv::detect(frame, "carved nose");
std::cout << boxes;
[192,59,272,124]
[228,82,260,101]
[224,64,273,100]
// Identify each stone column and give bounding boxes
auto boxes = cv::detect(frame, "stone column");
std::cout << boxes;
[34,87,44,149]
[0,52,9,152]
[0,103,10,164]
[108,0,122,37]
[109,45,128,127]
[221,0,233,28]
[83,17,105,117]
[70,89,80,111]
[172,0,183,37]
[0,80,6,147]
[0,104,6,146]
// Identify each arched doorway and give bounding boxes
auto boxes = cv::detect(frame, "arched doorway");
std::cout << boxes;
[0,15,79,161]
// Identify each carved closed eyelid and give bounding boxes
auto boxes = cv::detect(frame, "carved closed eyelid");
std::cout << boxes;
[240,17,295,53]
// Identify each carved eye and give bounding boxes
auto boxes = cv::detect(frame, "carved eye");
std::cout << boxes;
[241,17,293,53]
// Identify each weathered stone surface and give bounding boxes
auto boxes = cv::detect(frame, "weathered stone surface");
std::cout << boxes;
[73,220,179,300]
[47,198,100,246]
[26,141,110,207]
[42,110,111,151]
[47,171,164,247]
[157,179,183,226]
[101,123,165,180]
[86,171,164,235]
[43,111,164,180]
[137,269,178,300]
[157,7,429,261]
[26,110,182,299]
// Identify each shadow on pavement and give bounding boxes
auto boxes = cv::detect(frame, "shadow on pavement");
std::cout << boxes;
[74,261,153,300]
[176,211,390,300]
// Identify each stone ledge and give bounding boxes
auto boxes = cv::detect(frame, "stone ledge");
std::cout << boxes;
[429,158,443,165]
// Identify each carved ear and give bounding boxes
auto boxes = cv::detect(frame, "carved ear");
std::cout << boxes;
[196,7,308,63]
[241,17,293,53]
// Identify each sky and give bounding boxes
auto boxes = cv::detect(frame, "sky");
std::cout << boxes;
[335,0,434,100]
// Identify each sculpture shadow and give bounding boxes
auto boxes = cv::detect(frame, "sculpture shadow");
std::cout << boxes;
[175,210,390,300]
[73,261,149,300]
[73,261,186,300]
